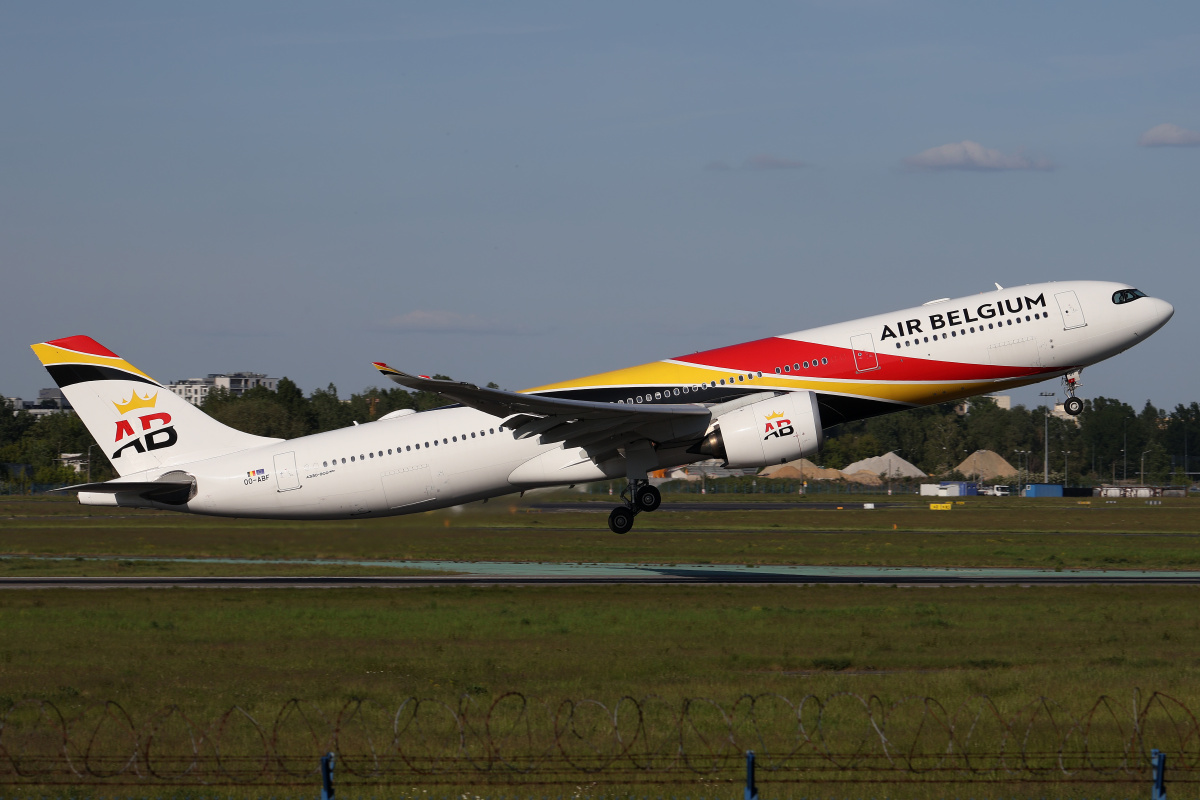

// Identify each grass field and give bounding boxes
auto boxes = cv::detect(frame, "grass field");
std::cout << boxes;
[2,494,1199,570]
[1,493,1198,796]
[0,585,1195,797]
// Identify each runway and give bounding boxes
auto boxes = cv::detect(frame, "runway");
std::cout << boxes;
[4,556,1200,587]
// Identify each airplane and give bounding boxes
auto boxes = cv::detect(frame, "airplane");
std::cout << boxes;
[32,280,1173,533]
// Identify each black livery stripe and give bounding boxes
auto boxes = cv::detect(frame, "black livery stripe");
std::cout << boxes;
[46,364,159,389]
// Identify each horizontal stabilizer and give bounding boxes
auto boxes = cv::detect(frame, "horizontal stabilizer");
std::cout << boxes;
[53,480,195,505]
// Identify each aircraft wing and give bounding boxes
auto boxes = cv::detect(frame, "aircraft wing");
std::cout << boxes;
[372,362,710,451]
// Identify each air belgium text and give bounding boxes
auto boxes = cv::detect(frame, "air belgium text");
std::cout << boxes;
[880,293,1046,341]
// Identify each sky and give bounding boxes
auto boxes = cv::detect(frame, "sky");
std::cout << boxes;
[2,1,1198,413]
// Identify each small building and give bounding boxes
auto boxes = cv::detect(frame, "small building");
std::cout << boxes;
[6,388,73,417]
[166,372,280,406]
[1023,483,1064,498]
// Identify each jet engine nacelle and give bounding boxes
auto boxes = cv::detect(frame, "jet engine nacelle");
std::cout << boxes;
[694,391,824,469]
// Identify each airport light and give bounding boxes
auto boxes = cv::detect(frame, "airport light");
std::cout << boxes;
[1014,450,1028,488]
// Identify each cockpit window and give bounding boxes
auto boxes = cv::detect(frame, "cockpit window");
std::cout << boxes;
[1112,289,1147,304]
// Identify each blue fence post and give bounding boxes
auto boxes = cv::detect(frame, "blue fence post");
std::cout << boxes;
[744,750,758,800]
[1152,748,1167,800]
[320,751,335,800]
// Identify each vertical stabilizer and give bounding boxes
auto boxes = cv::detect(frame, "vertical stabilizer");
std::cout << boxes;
[30,336,281,476]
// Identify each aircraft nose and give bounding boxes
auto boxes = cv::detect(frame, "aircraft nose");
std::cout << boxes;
[1143,296,1174,334]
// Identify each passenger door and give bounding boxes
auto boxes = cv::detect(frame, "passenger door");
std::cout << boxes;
[273,451,301,492]
[1054,290,1087,330]
[850,333,880,372]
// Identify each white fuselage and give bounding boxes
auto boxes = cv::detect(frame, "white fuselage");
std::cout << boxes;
[94,280,1173,519]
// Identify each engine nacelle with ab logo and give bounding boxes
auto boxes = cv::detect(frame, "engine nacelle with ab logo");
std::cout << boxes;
[693,391,824,469]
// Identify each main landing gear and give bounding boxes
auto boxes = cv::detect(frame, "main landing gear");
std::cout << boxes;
[608,479,661,534]
[1062,371,1084,416]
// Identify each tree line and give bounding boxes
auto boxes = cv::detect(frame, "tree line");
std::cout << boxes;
[3,379,1198,486]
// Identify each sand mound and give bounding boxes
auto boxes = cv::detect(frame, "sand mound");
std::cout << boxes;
[760,458,845,481]
[845,469,884,485]
[842,452,926,478]
[956,450,1018,481]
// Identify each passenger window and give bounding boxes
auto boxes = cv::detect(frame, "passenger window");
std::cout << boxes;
[443,438,448,444]
[490,428,495,434]
[471,432,476,438]
[369,452,374,458]
[407,445,412,451]
[821,358,828,365]
[775,367,782,373]
[737,376,744,382]
[793,363,799,370]
[323,461,328,467]
[360,454,365,460]
[452,436,457,442]
[719,379,725,385]
[655,392,661,399]
[351,456,355,462]
[783,365,791,372]
[341,458,346,464]
[803,361,809,369]
[951,331,956,337]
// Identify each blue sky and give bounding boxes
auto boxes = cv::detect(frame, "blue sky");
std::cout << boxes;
[3,2,1198,411]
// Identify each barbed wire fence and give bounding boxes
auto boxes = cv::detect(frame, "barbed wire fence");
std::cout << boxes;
[0,690,1196,792]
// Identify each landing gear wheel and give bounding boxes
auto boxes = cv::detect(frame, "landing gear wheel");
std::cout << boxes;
[635,484,661,512]
[1064,396,1084,416]
[608,506,635,534]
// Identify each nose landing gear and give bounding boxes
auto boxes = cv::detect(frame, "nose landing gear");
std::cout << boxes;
[607,479,662,534]
[1062,371,1084,416]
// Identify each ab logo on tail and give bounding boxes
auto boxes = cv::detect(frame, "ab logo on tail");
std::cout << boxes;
[111,391,177,459]
[763,411,794,440]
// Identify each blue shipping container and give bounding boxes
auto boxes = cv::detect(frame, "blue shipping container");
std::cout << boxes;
[1023,484,1064,498]
[939,481,979,496]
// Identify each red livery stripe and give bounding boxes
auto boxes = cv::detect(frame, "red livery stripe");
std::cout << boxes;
[44,335,120,359]
[672,336,1049,382]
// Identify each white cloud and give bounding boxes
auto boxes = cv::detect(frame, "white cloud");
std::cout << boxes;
[903,140,1054,172]
[742,154,807,170]
[376,310,526,335]
[1138,123,1200,147]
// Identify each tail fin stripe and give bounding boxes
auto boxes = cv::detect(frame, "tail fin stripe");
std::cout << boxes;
[46,364,159,389]
[44,335,121,359]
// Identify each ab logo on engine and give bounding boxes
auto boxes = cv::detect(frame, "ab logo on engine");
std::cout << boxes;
[763,410,794,440]
[111,390,178,458]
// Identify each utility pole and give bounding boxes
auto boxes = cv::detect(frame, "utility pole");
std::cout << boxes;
[1142,450,1151,485]
[1039,392,1055,483]
[1062,450,1070,487]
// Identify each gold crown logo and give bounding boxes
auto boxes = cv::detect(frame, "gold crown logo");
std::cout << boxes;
[113,390,158,415]
[764,411,784,420]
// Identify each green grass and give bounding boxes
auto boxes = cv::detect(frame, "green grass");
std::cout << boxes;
[2,494,1199,570]
[2,494,1198,796]
[0,585,1194,797]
